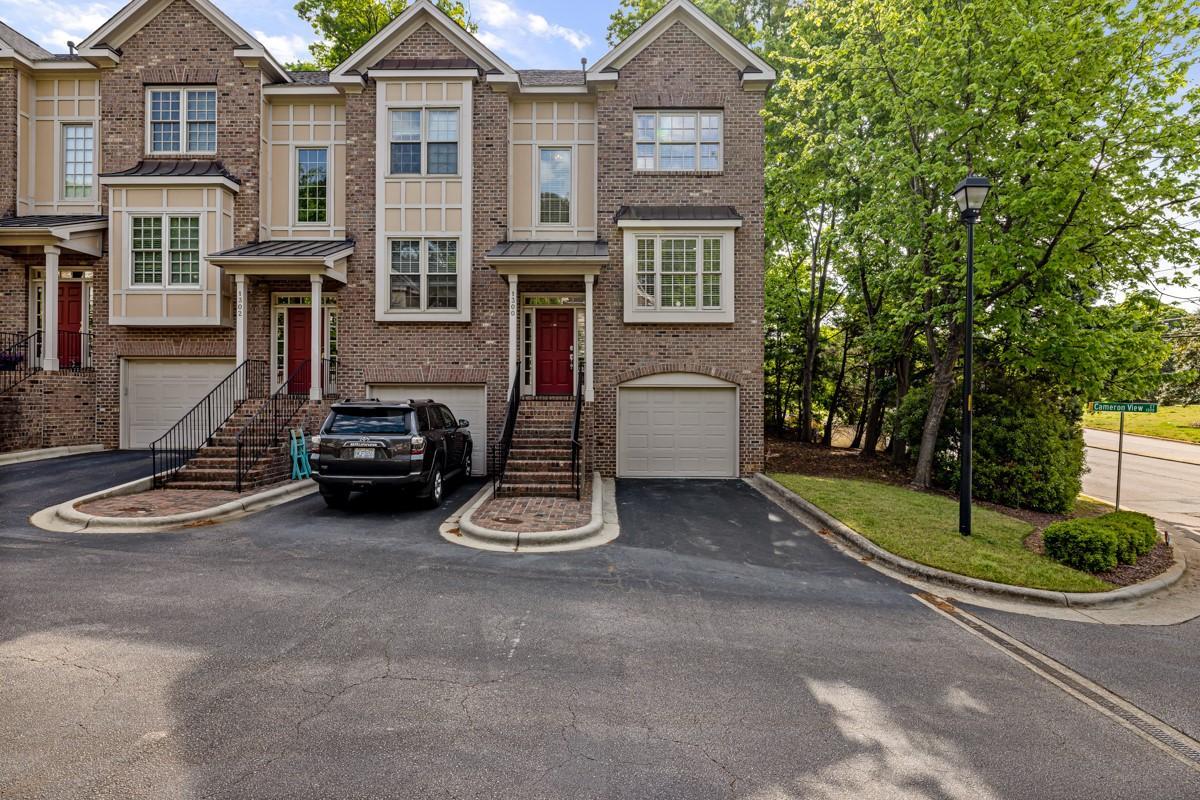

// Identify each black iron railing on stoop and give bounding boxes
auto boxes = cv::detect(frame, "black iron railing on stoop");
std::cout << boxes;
[570,364,586,500]
[322,357,339,398]
[150,359,270,488]
[0,331,41,394]
[57,330,94,371]
[491,369,522,495]
[234,360,311,492]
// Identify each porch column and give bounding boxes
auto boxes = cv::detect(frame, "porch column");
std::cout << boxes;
[584,274,594,401]
[234,274,248,366]
[508,274,519,395]
[309,275,323,401]
[42,246,60,371]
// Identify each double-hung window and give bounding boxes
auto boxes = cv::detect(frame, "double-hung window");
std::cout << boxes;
[389,109,459,175]
[538,147,571,224]
[148,88,217,154]
[296,147,328,224]
[389,239,459,311]
[629,233,730,321]
[634,110,722,171]
[62,123,94,199]
[130,215,202,287]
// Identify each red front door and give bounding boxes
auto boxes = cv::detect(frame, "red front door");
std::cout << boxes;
[287,307,313,395]
[535,308,575,396]
[58,283,83,368]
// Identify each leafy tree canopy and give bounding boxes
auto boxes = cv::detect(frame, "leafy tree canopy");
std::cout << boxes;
[292,0,475,71]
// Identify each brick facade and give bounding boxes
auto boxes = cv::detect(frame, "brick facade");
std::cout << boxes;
[0,371,96,452]
[1,1,767,475]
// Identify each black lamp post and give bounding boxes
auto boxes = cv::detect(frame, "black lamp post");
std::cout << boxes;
[951,174,991,536]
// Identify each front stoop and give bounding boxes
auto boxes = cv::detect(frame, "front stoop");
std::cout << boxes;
[168,399,328,492]
[499,399,586,499]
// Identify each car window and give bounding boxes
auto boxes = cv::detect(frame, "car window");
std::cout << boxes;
[327,408,411,435]
[417,406,431,432]
[438,406,457,428]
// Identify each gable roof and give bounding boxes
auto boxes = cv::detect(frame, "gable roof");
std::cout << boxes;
[0,19,54,62]
[587,0,775,89]
[76,0,291,82]
[329,0,515,85]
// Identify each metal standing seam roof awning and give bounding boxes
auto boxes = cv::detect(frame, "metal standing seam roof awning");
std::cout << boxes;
[207,239,355,283]
[0,214,107,256]
[99,160,242,192]
[484,240,607,277]
[614,205,744,227]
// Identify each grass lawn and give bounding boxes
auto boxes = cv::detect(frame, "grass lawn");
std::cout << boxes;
[770,473,1114,593]
[1084,405,1200,444]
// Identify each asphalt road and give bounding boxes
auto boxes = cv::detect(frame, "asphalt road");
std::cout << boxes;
[2,453,1199,798]
[1083,428,1200,533]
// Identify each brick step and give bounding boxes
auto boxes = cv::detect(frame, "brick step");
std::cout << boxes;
[498,483,578,498]
[509,443,572,455]
[502,470,574,485]
[506,458,573,472]
[511,437,573,448]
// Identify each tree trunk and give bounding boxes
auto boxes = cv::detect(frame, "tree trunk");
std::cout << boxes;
[890,353,913,465]
[800,331,820,442]
[851,368,872,449]
[911,324,964,489]
[860,368,888,456]
[822,330,851,446]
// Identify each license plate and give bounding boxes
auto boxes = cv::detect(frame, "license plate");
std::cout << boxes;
[353,447,375,459]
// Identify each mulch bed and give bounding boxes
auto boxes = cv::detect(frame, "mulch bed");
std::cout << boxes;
[767,436,1174,589]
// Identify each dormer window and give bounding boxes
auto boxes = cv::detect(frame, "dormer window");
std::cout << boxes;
[147,88,217,154]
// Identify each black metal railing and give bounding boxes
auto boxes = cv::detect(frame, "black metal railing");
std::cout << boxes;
[150,359,270,488]
[57,329,94,371]
[322,357,338,398]
[570,364,586,500]
[235,360,311,492]
[490,368,523,495]
[0,331,41,395]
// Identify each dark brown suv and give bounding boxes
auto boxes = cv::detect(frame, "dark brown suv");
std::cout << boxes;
[308,399,473,508]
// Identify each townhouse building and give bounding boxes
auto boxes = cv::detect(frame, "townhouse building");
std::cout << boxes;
[0,0,771,494]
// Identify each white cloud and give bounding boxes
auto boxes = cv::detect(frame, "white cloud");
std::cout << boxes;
[253,30,313,65]
[0,0,116,52]
[474,0,591,56]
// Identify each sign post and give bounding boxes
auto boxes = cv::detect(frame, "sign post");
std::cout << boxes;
[1091,402,1158,512]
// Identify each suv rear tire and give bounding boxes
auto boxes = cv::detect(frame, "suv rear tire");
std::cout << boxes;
[423,463,445,508]
[321,486,350,509]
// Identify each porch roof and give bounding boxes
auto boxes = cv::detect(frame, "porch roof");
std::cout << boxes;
[0,215,107,256]
[208,238,354,283]
[485,240,607,278]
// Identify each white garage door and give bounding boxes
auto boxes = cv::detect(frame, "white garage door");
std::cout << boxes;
[367,384,487,475]
[122,358,235,449]
[618,386,738,477]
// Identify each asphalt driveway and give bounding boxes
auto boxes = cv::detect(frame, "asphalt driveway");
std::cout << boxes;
[1,456,1197,798]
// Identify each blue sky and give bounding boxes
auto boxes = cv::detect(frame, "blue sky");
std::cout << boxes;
[0,0,620,69]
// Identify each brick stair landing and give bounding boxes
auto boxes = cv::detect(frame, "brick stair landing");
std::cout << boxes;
[499,399,578,498]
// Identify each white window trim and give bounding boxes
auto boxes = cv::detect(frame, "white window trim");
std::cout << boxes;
[386,106,461,178]
[537,145,573,227]
[59,121,96,203]
[386,237,463,314]
[126,212,207,291]
[623,228,735,323]
[294,145,331,227]
[144,86,218,156]
[632,110,723,172]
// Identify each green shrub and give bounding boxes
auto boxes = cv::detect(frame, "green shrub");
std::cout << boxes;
[1100,511,1158,564]
[1043,520,1118,572]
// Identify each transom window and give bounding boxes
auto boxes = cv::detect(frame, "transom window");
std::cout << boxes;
[130,215,202,287]
[634,110,722,171]
[389,238,460,311]
[539,147,571,224]
[148,88,217,154]
[296,147,328,224]
[62,124,94,199]
[635,235,723,310]
[389,109,459,176]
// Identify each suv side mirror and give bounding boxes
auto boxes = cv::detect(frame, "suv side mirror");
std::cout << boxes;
[458,418,470,428]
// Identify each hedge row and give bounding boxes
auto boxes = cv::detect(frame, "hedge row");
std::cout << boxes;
[1043,512,1159,573]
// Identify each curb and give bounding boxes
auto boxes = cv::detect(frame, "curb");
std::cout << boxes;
[31,477,318,534]
[442,472,619,553]
[749,473,1187,608]
[1084,425,1200,449]
[0,444,106,467]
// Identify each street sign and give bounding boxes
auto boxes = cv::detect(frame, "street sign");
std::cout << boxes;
[1092,402,1157,413]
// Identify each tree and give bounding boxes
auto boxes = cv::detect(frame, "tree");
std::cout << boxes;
[773,0,1200,487]
[292,0,475,70]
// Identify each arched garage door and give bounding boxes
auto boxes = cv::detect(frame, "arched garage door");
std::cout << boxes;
[617,374,738,478]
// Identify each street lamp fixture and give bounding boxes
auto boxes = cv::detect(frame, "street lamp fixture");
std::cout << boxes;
[952,173,990,536]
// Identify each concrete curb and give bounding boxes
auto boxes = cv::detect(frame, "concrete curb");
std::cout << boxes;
[31,477,318,534]
[441,472,619,553]
[0,444,106,467]
[750,473,1187,608]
